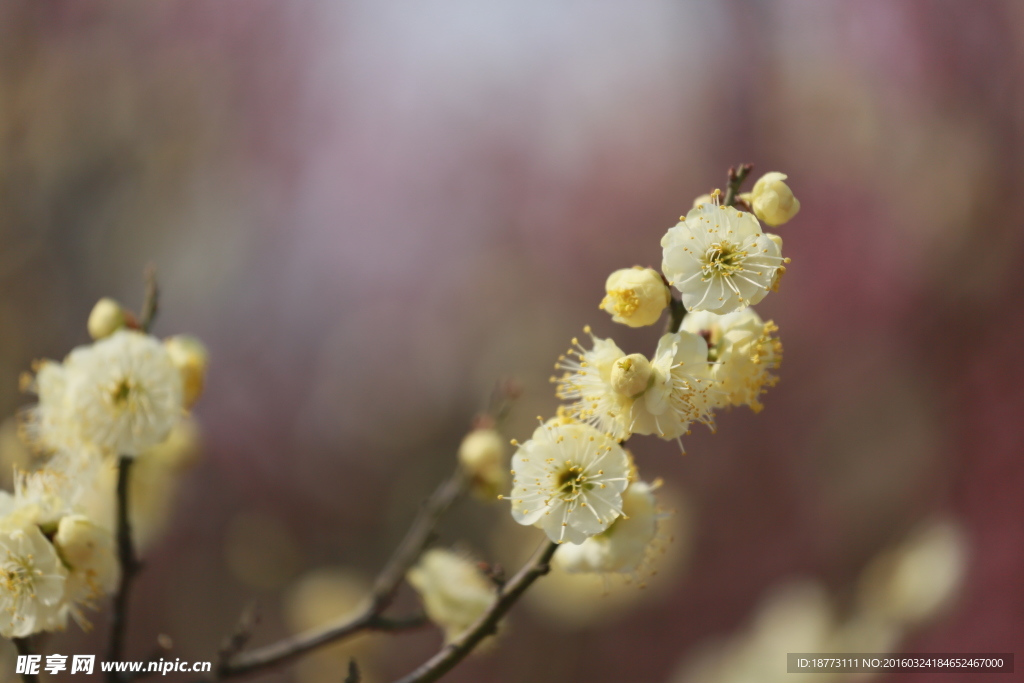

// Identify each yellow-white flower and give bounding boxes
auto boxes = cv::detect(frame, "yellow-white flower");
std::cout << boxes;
[22,331,185,458]
[633,332,717,443]
[47,330,184,457]
[661,202,786,313]
[553,330,636,441]
[746,172,800,227]
[554,480,663,575]
[555,329,716,444]
[407,549,496,643]
[19,360,74,455]
[0,524,67,638]
[0,455,100,530]
[507,420,630,544]
[599,267,670,328]
[681,308,781,413]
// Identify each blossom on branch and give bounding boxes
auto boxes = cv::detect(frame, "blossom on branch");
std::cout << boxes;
[506,420,630,544]
[661,202,786,313]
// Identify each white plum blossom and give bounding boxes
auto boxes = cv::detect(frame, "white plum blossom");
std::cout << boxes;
[661,201,786,313]
[25,330,184,457]
[406,549,497,643]
[506,420,630,544]
[555,329,717,446]
[682,308,782,413]
[631,332,718,444]
[554,480,664,576]
[0,524,67,638]
[553,330,636,441]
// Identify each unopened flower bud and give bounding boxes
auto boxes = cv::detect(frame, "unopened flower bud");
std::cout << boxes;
[458,428,507,500]
[165,335,208,409]
[600,267,670,328]
[610,353,652,398]
[54,514,119,592]
[87,298,127,340]
[749,172,800,227]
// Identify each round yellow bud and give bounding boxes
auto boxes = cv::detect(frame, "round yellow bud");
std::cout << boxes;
[87,298,127,340]
[749,172,800,227]
[165,335,209,409]
[609,353,652,398]
[458,429,507,499]
[458,429,504,471]
[600,267,670,328]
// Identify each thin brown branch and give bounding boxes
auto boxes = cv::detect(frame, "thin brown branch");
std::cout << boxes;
[665,296,687,335]
[723,163,754,207]
[392,540,559,683]
[108,456,141,682]
[140,266,159,334]
[13,637,39,683]
[212,467,466,680]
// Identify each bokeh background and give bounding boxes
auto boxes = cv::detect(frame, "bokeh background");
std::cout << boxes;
[1,1,1022,681]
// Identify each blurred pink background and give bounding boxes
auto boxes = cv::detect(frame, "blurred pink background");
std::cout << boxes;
[0,1,1021,681]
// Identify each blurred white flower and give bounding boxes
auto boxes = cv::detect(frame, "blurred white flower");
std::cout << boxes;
[22,331,186,459]
[164,335,209,409]
[681,308,782,413]
[554,479,663,575]
[284,568,381,683]
[0,525,67,638]
[507,420,630,544]
[407,549,496,643]
[19,360,75,455]
[599,267,670,328]
[662,202,786,313]
[68,330,184,456]
[857,519,967,627]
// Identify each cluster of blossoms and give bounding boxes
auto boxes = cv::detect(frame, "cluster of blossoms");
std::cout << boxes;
[0,297,207,639]
[509,173,797,569]
[412,171,800,645]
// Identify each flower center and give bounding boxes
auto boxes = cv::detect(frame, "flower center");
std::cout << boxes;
[556,464,589,500]
[604,288,640,317]
[108,376,142,411]
[702,241,746,278]
[1,556,36,598]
